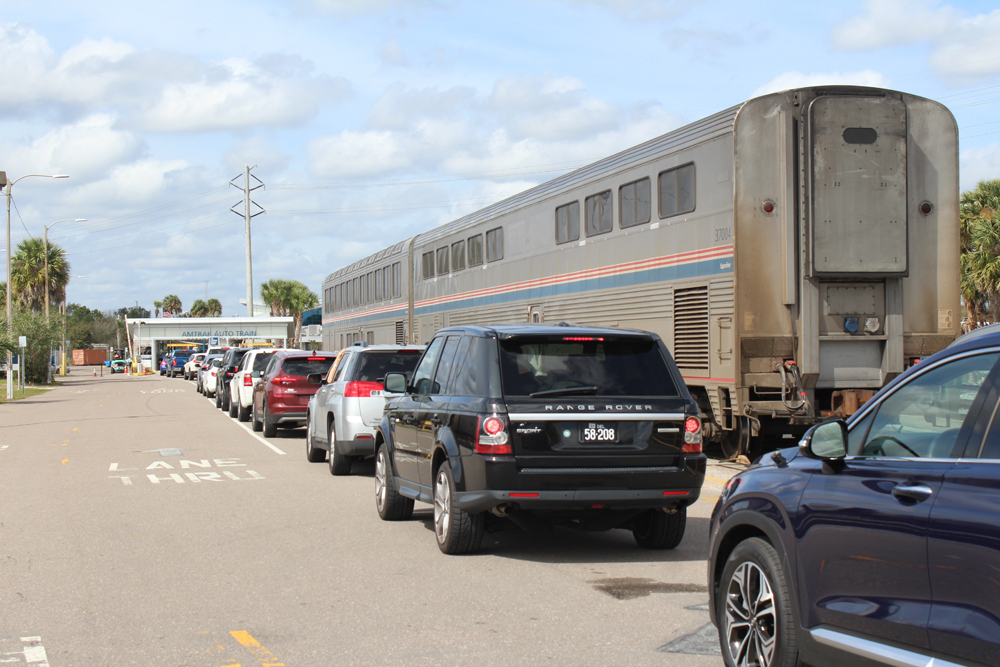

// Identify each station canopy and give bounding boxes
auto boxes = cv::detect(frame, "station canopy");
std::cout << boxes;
[126,317,296,363]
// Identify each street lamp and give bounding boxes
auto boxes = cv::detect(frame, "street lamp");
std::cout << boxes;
[43,219,85,385]
[5,173,69,399]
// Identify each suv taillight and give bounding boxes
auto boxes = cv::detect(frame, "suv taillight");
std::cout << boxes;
[273,376,297,385]
[344,381,383,398]
[244,374,253,387]
[683,416,702,454]
[475,414,511,455]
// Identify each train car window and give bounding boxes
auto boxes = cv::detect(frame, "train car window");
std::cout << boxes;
[384,266,391,300]
[468,234,484,266]
[556,201,580,244]
[452,240,466,271]
[375,269,382,301]
[361,274,368,305]
[659,163,696,219]
[392,262,401,297]
[354,277,360,306]
[487,227,504,262]
[620,178,651,228]
[368,272,375,303]
[422,251,435,280]
[437,247,450,275]
[585,191,613,237]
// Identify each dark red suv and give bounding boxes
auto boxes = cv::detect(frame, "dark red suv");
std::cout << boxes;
[252,351,337,437]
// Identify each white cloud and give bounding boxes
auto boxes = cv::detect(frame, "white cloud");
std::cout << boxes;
[832,1,1000,80]
[531,0,690,21]
[310,0,446,15]
[751,70,892,98]
[0,24,349,130]
[1,114,144,181]
[379,37,408,67]
[224,135,292,176]
[307,77,680,180]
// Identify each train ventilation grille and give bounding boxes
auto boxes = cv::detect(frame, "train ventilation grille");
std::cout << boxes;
[395,321,405,345]
[673,286,710,370]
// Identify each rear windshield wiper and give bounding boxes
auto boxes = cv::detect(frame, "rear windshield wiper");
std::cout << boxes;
[529,386,599,398]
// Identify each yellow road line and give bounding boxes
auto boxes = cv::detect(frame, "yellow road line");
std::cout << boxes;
[705,475,731,484]
[230,631,284,667]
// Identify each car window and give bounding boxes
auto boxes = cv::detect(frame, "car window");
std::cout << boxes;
[282,356,335,377]
[498,336,679,397]
[253,353,274,373]
[430,337,462,395]
[353,350,423,383]
[857,352,1000,458]
[412,337,446,395]
[332,352,350,381]
[264,357,278,375]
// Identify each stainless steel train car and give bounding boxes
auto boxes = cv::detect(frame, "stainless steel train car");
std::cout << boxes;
[321,86,960,457]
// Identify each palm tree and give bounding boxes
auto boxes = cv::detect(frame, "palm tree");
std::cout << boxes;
[286,281,319,348]
[153,300,162,318]
[9,237,70,313]
[161,294,182,316]
[260,279,292,317]
[206,298,222,317]
[960,179,1000,328]
[189,299,209,317]
[0,318,16,358]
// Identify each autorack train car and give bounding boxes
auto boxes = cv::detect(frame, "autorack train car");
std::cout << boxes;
[321,86,960,457]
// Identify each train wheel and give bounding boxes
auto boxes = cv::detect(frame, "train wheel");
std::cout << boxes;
[719,416,751,460]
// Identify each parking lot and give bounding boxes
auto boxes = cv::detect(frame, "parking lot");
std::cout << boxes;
[0,372,746,666]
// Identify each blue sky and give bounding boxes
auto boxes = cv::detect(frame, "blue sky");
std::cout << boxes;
[2,0,999,314]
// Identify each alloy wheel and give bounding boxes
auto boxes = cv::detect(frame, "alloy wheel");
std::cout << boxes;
[433,469,451,544]
[724,561,776,667]
[375,450,387,513]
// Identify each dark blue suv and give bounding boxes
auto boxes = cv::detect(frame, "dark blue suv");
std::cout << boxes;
[708,324,1000,667]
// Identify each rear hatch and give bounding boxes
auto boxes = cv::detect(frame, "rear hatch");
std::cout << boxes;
[279,356,336,408]
[498,334,693,471]
[351,349,424,426]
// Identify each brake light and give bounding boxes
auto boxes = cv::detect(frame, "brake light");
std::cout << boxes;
[307,357,327,361]
[562,337,604,341]
[210,370,217,377]
[475,414,511,455]
[344,381,383,398]
[244,374,253,387]
[683,416,702,453]
[274,377,297,385]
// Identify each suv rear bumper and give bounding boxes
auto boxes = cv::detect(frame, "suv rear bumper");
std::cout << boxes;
[453,487,701,514]
[450,453,706,513]
[337,434,377,456]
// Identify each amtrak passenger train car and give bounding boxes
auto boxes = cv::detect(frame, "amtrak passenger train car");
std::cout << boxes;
[321,86,959,457]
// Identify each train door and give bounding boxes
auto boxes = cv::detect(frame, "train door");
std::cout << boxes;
[528,305,543,323]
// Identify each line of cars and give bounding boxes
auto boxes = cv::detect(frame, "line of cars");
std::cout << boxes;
[165,322,1000,664]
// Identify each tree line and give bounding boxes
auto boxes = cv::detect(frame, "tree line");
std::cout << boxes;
[961,179,1000,329]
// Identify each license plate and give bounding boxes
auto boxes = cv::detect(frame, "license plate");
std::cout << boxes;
[580,423,617,443]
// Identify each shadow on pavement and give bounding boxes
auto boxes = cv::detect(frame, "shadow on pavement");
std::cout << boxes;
[412,509,710,564]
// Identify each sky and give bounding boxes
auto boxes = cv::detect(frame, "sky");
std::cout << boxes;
[1,0,999,316]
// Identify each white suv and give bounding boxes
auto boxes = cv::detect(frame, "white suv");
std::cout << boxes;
[228,348,290,421]
[305,343,424,475]
[183,353,206,380]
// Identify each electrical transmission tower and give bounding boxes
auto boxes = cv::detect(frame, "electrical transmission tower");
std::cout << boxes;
[230,166,265,316]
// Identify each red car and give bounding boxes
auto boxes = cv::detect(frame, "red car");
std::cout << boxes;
[252,351,337,437]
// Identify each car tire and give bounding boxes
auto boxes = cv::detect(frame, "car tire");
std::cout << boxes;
[375,444,413,521]
[228,395,239,418]
[251,402,263,432]
[215,387,222,408]
[306,421,325,463]
[718,537,799,667]
[632,507,686,549]
[262,401,277,438]
[434,463,483,555]
[238,402,250,422]
[328,421,351,475]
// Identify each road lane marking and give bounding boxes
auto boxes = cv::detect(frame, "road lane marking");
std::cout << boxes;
[205,395,286,455]
[230,631,284,666]
[61,459,68,465]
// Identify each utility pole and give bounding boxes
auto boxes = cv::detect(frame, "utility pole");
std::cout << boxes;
[230,166,264,317]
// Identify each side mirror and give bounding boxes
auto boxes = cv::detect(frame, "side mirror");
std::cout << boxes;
[799,420,848,460]
[306,373,324,386]
[384,372,407,394]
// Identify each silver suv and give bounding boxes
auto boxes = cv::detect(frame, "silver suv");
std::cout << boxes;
[305,343,424,475]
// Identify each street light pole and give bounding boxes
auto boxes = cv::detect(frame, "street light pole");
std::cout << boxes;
[44,219,84,385]
[5,173,69,399]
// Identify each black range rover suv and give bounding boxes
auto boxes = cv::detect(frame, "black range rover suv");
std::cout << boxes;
[375,324,707,554]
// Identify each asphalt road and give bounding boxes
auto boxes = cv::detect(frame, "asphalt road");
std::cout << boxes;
[0,372,746,667]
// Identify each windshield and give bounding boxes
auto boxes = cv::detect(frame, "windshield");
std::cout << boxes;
[282,356,335,377]
[498,337,678,397]
[353,351,422,382]
[252,353,274,372]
